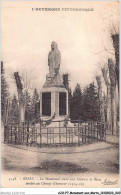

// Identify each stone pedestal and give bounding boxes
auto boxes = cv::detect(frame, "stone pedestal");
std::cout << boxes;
[40,86,68,121]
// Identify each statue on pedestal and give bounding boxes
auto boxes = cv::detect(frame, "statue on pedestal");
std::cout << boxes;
[40,42,69,121]
[45,41,63,86]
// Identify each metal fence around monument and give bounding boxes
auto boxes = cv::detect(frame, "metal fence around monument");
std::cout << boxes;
[4,120,107,147]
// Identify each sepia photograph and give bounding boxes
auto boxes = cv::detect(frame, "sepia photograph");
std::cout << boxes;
[1,1,120,189]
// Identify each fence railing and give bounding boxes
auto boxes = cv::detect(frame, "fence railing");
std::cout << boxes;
[4,120,107,147]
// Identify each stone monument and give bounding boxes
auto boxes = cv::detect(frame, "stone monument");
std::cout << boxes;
[40,42,68,121]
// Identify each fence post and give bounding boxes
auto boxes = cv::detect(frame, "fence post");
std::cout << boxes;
[72,128,73,144]
[50,130,51,144]
[53,128,54,144]
[35,127,37,144]
[4,125,6,143]
[66,126,67,145]
[20,123,22,143]
[97,123,99,141]
[47,128,48,145]
[27,123,29,145]
[78,122,80,146]
[91,122,92,142]
[32,126,33,143]
[85,123,86,142]
[40,121,42,147]
[69,128,70,144]
[82,126,83,143]
[59,121,61,144]
[102,122,105,141]
[18,124,21,144]
[11,125,12,144]
[17,124,18,144]
[93,123,95,141]
[104,123,106,141]
[23,122,24,144]
[15,125,16,145]
[33,126,35,142]
[88,123,89,143]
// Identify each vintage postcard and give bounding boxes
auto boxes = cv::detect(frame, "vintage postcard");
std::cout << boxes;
[1,1,120,189]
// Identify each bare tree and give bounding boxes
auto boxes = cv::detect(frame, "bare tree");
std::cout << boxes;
[111,34,119,92]
[101,66,112,128]
[14,70,38,124]
[101,58,118,135]
[108,58,118,135]
[14,72,25,123]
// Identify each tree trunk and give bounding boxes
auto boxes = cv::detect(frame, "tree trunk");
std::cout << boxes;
[14,72,25,124]
[19,101,25,123]
[110,87,117,135]
[96,76,105,122]
[108,58,118,135]
[111,34,119,93]
[102,67,112,132]
[107,86,112,125]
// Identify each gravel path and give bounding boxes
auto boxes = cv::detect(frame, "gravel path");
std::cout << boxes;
[2,142,119,175]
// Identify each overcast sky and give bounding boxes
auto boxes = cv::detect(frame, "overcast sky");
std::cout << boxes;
[1,1,119,96]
